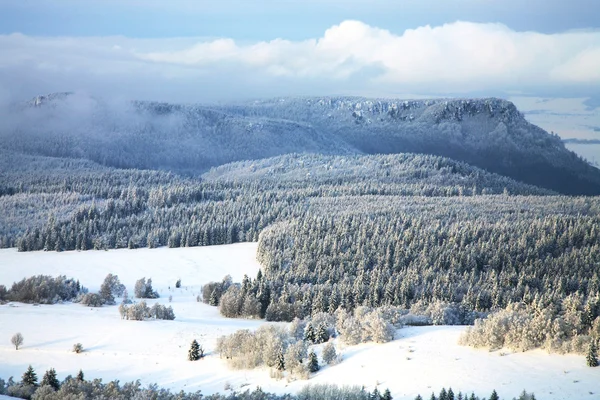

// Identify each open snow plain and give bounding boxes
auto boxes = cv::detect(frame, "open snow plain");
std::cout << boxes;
[1,243,599,399]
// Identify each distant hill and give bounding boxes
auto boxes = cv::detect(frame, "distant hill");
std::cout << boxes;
[1,93,599,194]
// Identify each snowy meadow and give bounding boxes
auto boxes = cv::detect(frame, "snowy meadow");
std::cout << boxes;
[1,244,599,399]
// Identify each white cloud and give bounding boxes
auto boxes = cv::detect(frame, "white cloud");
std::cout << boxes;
[0,21,599,102]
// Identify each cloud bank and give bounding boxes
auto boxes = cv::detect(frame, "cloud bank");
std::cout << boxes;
[1,20,599,103]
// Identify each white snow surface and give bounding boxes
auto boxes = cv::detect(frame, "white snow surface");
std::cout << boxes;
[1,244,599,399]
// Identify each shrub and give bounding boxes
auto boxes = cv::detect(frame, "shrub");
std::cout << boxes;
[72,343,83,353]
[120,302,175,321]
[81,293,103,307]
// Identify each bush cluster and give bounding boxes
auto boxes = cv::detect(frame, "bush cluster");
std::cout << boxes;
[3,275,84,304]
[118,301,175,321]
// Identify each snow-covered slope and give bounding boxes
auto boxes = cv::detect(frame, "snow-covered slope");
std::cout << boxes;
[1,245,599,399]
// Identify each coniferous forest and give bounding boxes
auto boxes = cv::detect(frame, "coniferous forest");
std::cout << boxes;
[2,95,600,359]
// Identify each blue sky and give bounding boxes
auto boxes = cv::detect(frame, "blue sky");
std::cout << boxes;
[2,0,599,39]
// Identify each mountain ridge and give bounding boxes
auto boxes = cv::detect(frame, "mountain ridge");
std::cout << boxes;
[2,93,599,195]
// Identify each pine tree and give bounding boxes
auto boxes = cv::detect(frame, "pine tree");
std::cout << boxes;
[276,348,285,371]
[41,368,60,390]
[382,388,393,400]
[447,388,454,400]
[316,323,329,344]
[489,389,499,400]
[439,388,448,400]
[22,365,37,386]
[371,388,381,400]
[209,289,219,306]
[76,369,84,382]
[586,341,599,367]
[188,339,200,361]
[308,350,320,373]
[304,323,316,343]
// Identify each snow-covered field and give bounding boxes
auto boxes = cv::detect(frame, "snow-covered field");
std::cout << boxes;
[1,244,599,399]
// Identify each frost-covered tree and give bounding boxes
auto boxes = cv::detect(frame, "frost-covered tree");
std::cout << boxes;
[134,278,159,299]
[316,323,330,344]
[586,341,598,367]
[122,289,131,304]
[382,388,393,400]
[284,340,307,372]
[81,293,103,307]
[41,368,59,390]
[289,318,307,341]
[321,342,337,365]
[364,312,395,343]
[275,348,285,371]
[308,350,320,373]
[304,322,316,343]
[11,332,23,350]
[188,340,201,361]
[72,343,83,353]
[99,273,125,304]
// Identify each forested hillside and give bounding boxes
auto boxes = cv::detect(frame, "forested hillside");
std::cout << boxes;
[0,151,549,249]
[2,93,599,194]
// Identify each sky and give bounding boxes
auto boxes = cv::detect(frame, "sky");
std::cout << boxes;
[0,0,599,114]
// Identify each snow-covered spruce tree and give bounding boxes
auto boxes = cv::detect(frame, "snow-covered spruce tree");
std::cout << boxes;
[382,388,393,400]
[321,341,337,365]
[316,323,330,344]
[22,365,37,386]
[304,322,316,343]
[188,339,200,361]
[41,368,60,390]
[76,369,84,382]
[308,350,320,373]
[11,332,23,350]
[586,341,598,367]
